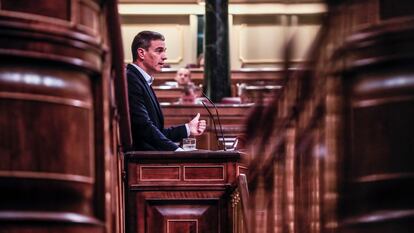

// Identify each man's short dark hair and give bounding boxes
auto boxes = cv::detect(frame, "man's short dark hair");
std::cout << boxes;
[131,31,165,62]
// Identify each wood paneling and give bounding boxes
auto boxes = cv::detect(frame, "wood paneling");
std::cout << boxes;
[125,151,247,233]
[0,0,124,232]
[184,165,225,181]
[153,86,184,103]
[154,68,286,97]
[244,2,414,233]
[121,15,191,66]
[119,3,324,69]
[162,103,251,150]
[140,166,181,181]
[380,0,414,20]
[167,219,198,233]
[1,0,71,20]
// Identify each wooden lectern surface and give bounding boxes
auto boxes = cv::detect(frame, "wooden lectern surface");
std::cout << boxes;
[126,150,245,160]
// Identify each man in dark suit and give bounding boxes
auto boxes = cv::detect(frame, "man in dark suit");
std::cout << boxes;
[127,30,206,151]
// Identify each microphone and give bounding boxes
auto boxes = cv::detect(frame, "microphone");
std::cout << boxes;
[200,101,221,150]
[201,93,227,151]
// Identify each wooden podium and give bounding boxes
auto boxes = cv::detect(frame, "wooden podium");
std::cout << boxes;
[124,150,247,233]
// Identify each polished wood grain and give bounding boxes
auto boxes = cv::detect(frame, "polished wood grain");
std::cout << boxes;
[244,2,414,233]
[140,166,181,181]
[0,0,125,232]
[184,165,225,181]
[153,86,184,103]
[125,151,248,233]
[336,15,414,233]
[161,103,251,150]
[154,68,286,97]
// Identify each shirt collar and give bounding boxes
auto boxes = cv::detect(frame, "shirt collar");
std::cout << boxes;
[131,63,154,86]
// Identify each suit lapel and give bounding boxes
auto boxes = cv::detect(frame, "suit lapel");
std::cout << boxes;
[128,64,163,126]
[147,85,163,125]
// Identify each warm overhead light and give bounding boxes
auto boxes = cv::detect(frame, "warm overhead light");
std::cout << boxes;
[197,0,205,6]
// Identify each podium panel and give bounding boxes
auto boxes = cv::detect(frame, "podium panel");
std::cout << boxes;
[125,151,247,233]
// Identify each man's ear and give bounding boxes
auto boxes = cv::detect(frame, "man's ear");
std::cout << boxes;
[137,48,145,60]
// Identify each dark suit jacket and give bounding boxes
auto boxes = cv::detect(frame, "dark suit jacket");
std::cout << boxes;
[127,64,187,151]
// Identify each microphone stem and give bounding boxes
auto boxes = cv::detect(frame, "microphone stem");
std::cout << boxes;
[201,101,221,150]
[216,109,226,151]
[202,93,227,151]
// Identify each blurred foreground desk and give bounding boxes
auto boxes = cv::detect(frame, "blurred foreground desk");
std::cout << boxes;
[125,150,248,233]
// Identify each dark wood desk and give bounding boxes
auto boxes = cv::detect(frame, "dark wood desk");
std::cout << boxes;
[161,103,252,150]
[154,68,286,96]
[153,86,184,103]
[125,150,248,233]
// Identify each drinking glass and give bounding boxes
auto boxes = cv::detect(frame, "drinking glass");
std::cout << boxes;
[182,138,196,151]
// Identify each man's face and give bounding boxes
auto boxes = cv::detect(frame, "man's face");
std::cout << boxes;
[175,68,190,85]
[139,39,167,75]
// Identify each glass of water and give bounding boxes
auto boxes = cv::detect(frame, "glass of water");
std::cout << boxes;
[182,138,196,151]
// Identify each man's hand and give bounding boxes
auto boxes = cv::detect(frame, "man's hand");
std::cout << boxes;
[188,113,206,136]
